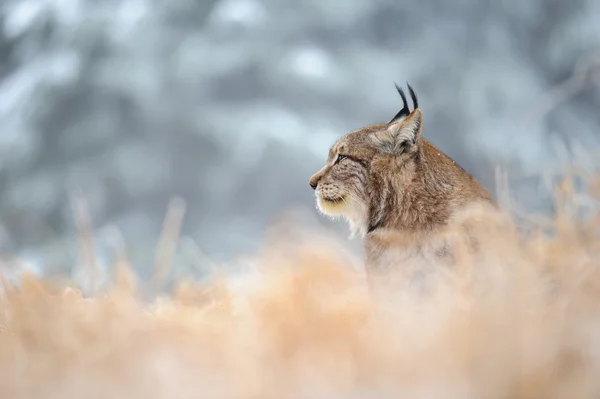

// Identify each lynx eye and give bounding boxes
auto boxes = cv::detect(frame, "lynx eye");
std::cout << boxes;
[334,154,347,165]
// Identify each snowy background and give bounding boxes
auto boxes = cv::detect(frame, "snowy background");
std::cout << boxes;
[0,0,599,278]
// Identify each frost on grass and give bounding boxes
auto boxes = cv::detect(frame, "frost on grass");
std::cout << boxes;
[1,176,600,399]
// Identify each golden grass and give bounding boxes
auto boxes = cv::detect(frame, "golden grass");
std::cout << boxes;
[1,176,600,398]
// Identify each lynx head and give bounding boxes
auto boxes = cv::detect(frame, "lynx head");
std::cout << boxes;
[309,83,424,237]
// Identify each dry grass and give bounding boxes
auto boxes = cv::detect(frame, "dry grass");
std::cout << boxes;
[1,175,600,399]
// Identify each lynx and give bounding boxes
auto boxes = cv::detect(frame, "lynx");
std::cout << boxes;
[309,83,496,289]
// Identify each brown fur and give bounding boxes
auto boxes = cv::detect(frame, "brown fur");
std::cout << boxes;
[309,87,496,285]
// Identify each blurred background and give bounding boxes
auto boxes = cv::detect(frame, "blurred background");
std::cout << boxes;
[0,0,599,279]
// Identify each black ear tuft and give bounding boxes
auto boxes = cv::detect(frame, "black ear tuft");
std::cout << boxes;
[394,82,408,109]
[388,82,410,123]
[407,82,418,110]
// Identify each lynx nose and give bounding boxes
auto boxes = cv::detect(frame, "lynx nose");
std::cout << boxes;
[310,170,325,190]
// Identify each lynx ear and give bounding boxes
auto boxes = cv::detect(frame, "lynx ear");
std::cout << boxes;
[373,109,423,154]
